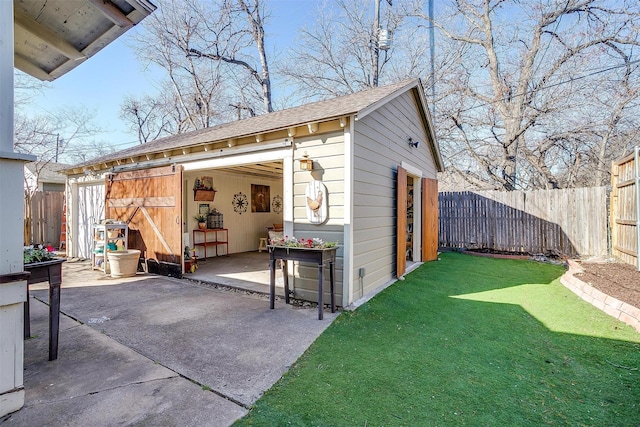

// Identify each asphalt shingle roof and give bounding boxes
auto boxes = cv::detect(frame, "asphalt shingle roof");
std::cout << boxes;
[76,79,421,169]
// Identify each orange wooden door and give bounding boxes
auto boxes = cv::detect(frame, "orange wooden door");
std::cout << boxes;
[396,166,407,278]
[422,177,438,261]
[105,165,183,272]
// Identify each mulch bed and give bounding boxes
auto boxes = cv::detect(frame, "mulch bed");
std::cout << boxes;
[575,261,640,309]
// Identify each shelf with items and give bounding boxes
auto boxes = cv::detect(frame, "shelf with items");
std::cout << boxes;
[92,223,128,272]
[193,228,228,259]
[406,182,414,261]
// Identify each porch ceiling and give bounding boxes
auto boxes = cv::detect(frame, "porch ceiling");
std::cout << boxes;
[209,160,283,179]
[13,0,155,81]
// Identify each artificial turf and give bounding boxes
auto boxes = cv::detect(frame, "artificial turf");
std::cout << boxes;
[235,252,640,426]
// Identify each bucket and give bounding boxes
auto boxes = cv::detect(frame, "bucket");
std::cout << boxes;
[107,249,141,278]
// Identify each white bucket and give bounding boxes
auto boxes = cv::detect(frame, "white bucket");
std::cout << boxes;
[107,249,141,278]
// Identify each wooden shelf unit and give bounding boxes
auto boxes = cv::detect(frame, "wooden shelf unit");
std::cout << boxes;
[92,223,128,272]
[193,228,228,258]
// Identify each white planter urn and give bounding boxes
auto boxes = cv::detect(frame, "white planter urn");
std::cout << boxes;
[107,249,141,278]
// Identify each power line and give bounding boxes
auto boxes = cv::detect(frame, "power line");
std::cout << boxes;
[456,58,640,114]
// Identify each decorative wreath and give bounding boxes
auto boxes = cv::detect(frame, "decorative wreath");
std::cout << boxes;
[232,192,248,214]
[272,195,283,214]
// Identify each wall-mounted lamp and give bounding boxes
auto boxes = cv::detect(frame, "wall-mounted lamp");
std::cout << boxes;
[299,153,314,171]
[408,137,420,148]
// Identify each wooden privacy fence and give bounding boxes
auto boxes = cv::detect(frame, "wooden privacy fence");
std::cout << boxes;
[610,147,639,269]
[439,187,608,257]
[24,191,64,247]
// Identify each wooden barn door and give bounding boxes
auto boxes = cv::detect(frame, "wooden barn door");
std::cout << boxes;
[396,166,407,278]
[105,165,183,275]
[422,177,438,261]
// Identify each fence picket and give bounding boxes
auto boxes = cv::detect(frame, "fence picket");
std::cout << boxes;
[438,187,608,257]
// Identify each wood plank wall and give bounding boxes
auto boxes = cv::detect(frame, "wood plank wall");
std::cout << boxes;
[25,191,64,247]
[611,151,638,267]
[438,187,608,257]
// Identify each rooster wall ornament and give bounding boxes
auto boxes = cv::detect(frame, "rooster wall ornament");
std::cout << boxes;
[305,180,328,224]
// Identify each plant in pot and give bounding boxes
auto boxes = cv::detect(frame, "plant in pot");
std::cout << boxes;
[194,214,207,229]
[24,245,57,264]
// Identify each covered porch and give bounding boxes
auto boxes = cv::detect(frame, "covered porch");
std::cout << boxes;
[184,250,288,297]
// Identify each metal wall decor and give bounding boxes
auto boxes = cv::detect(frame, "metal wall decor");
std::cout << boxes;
[232,192,248,214]
[305,180,328,224]
[272,195,283,214]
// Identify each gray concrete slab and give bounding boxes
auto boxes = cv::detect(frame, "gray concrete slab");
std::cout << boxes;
[3,297,246,427]
[3,259,337,425]
[186,251,286,295]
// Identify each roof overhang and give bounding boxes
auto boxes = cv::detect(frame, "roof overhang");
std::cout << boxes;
[14,0,156,82]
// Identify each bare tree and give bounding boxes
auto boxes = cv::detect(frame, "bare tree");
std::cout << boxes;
[281,0,418,100]
[120,94,174,144]
[409,0,640,190]
[14,106,100,164]
[124,0,272,141]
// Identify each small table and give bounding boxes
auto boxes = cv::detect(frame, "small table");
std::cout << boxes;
[24,258,66,361]
[268,246,337,320]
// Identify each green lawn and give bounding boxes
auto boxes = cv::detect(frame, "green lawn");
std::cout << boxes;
[236,252,640,426]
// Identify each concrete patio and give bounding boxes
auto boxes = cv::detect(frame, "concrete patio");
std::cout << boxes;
[1,258,338,426]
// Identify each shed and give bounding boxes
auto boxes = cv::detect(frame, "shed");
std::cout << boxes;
[63,79,444,307]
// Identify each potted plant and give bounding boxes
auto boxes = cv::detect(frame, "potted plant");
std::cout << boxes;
[194,214,207,229]
[24,245,57,264]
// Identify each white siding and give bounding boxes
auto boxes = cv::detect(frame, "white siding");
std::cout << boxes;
[352,90,437,299]
[291,131,345,303]
[67,174,106,259]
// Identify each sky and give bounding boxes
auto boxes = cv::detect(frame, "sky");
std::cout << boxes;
[19,0,322,158]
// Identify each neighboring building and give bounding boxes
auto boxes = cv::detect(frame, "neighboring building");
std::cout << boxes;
[24,161,69,193]
[62,79,444,307]
[23,161,69,247]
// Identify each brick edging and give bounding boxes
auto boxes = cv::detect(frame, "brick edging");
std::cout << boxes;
[560,260,640,333]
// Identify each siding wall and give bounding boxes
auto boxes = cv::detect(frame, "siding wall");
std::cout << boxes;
[291,127,346,304]
[352,90,438,299]
[183,170,283,256]
[66,175,106,259]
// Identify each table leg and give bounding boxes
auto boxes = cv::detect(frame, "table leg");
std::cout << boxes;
[48,265,62,361]
[48,283,61,361]
[282,260,290,304]
[269,258,276,309]
[330,261,335,313]
[317,263,323,320]
[24,286,31,339]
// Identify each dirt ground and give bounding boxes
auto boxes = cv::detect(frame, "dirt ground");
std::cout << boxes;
[575,261,640,309]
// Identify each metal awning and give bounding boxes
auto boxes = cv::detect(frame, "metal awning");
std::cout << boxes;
[14,0,156,81]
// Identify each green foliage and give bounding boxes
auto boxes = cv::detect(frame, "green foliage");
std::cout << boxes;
[24,246,56,264]
[269,236,337,249]
[235,253,640,426]
[194,214,207,223]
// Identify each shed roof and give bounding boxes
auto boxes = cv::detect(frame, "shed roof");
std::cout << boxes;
[71,78,443,172]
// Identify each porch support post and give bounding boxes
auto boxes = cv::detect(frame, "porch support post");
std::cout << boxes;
[0,0,34,417]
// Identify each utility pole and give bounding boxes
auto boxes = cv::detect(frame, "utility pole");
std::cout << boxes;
[429,0,435,118]
[373,0,392,87]
[373,0,380,87]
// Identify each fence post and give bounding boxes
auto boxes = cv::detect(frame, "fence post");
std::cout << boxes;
[633,146,640,271]
[610,162,619,257]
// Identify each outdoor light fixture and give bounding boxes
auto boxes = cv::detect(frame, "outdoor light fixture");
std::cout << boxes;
[299,153,313,171]
[408,137,420,148]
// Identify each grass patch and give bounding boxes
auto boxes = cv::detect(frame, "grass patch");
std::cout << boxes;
[235,252,640,426]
